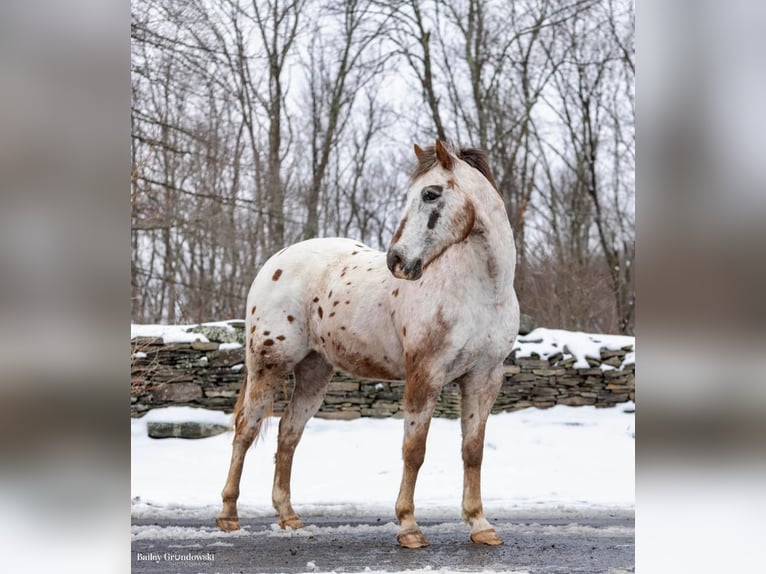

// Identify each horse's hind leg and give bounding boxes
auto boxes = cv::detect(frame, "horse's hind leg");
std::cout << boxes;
[272,351,333,529]
[216,368,277,532]
[459,365,505,545]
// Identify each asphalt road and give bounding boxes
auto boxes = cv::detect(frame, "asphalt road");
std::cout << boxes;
[131,513,634,573]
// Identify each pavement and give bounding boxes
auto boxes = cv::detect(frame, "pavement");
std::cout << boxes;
[131,512,634,573]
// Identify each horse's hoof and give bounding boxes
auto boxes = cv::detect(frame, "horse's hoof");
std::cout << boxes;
[279,516,304,530]
[471,528,503,546]
[397,530,429,548]
[216,516,240,532]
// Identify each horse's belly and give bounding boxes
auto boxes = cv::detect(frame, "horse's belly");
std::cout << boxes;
[307,267,406,381]
[317,329,405,381]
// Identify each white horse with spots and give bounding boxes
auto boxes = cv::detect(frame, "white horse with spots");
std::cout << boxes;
[217,140,520,548]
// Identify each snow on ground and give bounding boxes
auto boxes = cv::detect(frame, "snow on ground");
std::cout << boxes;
[132,402,634,525]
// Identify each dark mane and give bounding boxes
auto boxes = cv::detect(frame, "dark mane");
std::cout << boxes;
[411,142,499,192]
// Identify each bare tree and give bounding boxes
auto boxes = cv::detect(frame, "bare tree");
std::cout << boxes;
[302,0,390,239]
[130,0,634,333]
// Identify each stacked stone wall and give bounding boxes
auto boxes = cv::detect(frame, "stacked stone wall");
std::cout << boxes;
[131,327,634,419]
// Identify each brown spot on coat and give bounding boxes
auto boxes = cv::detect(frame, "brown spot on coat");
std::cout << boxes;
[264,339,275,346]
[328,290,333,298]
[402,326,407,337]
[457,200,476,243]
[392,288,399,297]
[351,251,358,255]
[318,306,324,319]
[264,330,270,336]
[333,301,339,307]
[250,326,255,334]
[427,209,441,229]
[313,297,319,303]
[251,305,257,314]
[272,269,283,281]
[356,357,398,380]
[391,215,408,244]
[276,335,286,341]
[329,312,335,317]
[287,315,295,322]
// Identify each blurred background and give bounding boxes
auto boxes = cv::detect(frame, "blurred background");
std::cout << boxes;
[0,0,764,572]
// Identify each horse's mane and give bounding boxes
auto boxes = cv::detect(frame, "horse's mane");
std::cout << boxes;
[411,142,499,192]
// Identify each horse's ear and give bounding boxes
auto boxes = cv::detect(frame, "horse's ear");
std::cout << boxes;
[413,144,426,160]
[434,139,454,171]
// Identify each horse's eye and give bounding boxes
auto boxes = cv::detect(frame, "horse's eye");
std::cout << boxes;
[421,186,442,203]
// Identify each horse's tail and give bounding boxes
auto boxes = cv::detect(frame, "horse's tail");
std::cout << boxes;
[230,364,274,440]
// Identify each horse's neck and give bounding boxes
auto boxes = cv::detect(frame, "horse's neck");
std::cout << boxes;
[473,209,517,301]
[430,206,516,305]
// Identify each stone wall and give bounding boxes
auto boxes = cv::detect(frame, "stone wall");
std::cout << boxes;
[131,323,635,419]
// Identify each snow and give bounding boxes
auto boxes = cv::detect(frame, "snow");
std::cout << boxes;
[132,403,634,525]
[219,342,243,351]
[132,519,633,542]
[137,405,232,425]
[130,320,242,344]
[514,328,635,370]
[130,323,209,344]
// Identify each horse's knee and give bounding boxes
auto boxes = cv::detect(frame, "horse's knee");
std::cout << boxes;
[402,436,426,470]
[461,434,484,468]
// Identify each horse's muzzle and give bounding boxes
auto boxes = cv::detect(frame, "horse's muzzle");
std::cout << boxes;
[386,249,423,281]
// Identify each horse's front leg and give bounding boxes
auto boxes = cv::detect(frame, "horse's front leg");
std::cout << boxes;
[459,365,505,545]
[395,377,440,548]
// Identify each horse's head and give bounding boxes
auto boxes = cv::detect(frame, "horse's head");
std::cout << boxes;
[387,140,496,281]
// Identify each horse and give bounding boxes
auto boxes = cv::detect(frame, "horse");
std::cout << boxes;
[216,140,520,548]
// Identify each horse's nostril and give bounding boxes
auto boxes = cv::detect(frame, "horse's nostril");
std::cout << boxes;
[386,250,403,274]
